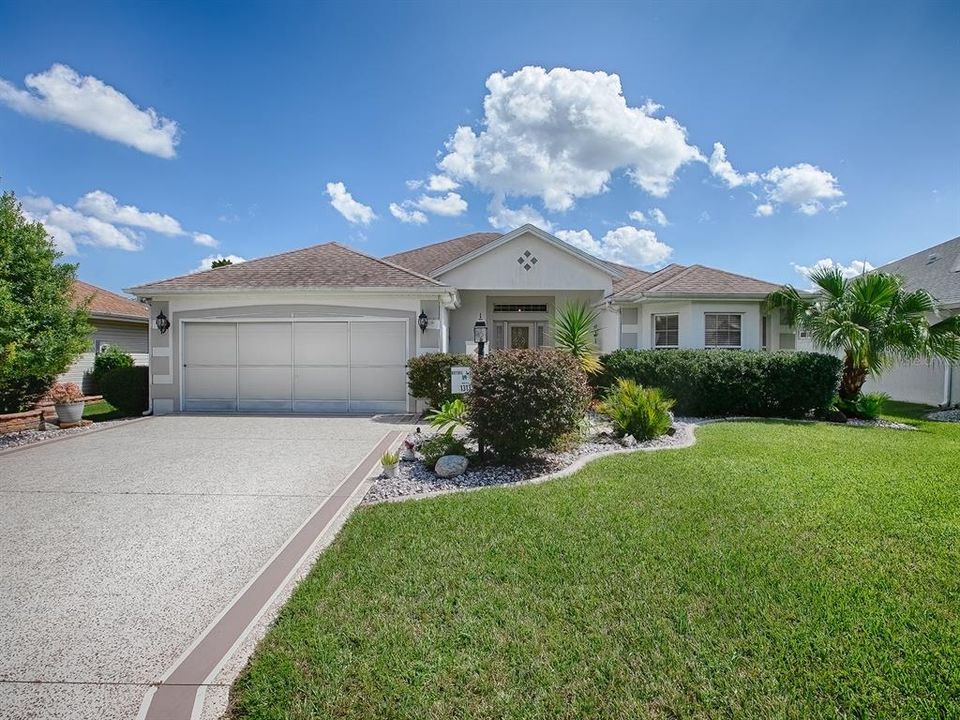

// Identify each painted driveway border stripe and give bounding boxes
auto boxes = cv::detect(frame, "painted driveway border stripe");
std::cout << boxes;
[138,429,404,720]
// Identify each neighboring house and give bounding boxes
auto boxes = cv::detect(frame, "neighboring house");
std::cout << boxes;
[127,224,788,415]
[861,236,960,406]
[61,280,150,393]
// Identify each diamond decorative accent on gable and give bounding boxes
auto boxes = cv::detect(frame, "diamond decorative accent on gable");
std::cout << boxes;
[517,249,538,271]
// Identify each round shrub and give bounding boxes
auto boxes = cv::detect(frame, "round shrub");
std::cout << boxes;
[100,366,148,415]
[407,352,475,409]
[469,349,591,460]
[92,346,134,390]
[598,379,674,441]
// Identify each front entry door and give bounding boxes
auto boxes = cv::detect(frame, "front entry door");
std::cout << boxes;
[510,323,533,349]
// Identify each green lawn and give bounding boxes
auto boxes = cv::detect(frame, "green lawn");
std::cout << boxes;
[230,412,960,719]
[82,399,126,422]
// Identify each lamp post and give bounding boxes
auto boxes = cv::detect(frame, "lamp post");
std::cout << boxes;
[473,314,487,460]
[473,313,487,358]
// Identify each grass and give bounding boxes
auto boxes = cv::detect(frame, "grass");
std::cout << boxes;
[230,413,959,719]
[81,399,126,422]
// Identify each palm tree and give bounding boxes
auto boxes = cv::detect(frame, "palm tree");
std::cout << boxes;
[552,301,603,374]
[766,267,960,400]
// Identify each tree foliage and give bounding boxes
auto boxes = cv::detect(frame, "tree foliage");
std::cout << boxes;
[766,267,960,400]
[211,258,233,268]
[0,191,92,412]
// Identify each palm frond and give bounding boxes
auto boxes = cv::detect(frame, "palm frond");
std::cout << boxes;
[552,301,603,374]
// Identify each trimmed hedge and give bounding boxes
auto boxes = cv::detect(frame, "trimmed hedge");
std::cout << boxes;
[469,349,591,460]
[407,352,475,409]
[594,349,841,418]
[100,366,148,415]
[92,346,134,391]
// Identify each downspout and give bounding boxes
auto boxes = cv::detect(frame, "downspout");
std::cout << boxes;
[945,363,954,408]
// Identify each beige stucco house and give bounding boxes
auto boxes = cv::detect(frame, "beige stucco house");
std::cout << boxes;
[127,224,787,415]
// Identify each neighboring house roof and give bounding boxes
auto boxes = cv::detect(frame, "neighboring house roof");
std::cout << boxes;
[612,263,781,300]
[70,280,149,322]
[873,236,960,307]
[127,242,450,294]
[383,232,502,276]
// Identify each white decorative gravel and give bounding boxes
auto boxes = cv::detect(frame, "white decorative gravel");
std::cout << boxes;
[845,418,916,430]
[926,408,960,423]
[363,421,696,504]
[0,420,131,451]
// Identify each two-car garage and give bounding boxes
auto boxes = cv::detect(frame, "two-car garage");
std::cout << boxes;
[181,319,409,414]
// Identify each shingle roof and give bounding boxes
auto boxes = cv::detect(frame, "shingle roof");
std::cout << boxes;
[873,236,960,307]
[612,263,780,299]
[70,280,148,321]
[382,232,502,276]
[606,261,652,294]
[128,242,449,293]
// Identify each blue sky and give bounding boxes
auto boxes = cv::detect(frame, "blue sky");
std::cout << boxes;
[1,0,957,294]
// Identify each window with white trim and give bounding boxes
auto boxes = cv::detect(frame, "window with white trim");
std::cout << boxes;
[653,314,679,348]
[704,313,742,348]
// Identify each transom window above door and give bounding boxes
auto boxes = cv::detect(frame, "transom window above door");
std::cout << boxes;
[704,313,742,348]
[493,303,548,313]
[653,313,679,348]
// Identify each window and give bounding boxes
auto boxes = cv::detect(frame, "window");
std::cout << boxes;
[492,304,548,313]
[704,313,742,348]
[653,314,679,348]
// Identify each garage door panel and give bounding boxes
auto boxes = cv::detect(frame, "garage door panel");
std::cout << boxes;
[295,366,349,400]
[185,367,237,400]
[239,367,292,400]
[294,323,349,365]
[239,323,292,365]
[350,366,407,402]
[350,322,407,366]
[184,323,236,365]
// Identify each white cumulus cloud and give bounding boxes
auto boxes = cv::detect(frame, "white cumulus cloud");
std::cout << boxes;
[649,207,669,226]
[438,66,703,212]
[325,181,377,225]
[0,64,179,158]
[755,203,774,217]
[75,190,183,235]
[708,142,759,188]
[193,254,247,273]
[628,210,646,224]
[488,197,554,231]
[556,226,672,268]
[389,202,428,225]
[761,163,844,216]
[426,175,459,192]
[411,192,468,217]
[21,190,218,254]
[792,257,873,281]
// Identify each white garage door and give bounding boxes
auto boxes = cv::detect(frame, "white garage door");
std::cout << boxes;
[182,320,408,413]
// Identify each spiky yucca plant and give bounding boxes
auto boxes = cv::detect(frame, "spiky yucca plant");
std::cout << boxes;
[766,268,960,400]
[552,301,603,374]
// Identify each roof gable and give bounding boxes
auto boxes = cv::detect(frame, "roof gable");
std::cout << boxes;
[431,225,624,279]
[874,236,960,306]
[127,242,449,294]
[71,280,148,320]
[613,263,780,299]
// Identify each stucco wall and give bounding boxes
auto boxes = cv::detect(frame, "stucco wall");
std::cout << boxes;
[437,231,614,292]
[624,300,767,350]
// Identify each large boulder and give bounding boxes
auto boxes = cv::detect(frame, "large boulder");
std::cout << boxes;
[435,454,468,478]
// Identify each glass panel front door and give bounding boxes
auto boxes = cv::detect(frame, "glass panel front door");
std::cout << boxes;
[510,324,531,349]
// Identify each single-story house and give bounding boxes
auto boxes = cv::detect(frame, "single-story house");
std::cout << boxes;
[60,280,150,393]
[127,224,790,415]
[860,236,959,406]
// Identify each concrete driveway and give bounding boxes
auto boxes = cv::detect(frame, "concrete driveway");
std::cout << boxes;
[0,414,412,720]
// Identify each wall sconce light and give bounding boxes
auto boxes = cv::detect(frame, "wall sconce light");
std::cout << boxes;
[155,310,171,335]
[418,310,429,334]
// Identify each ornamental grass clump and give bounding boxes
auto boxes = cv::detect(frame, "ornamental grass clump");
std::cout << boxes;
[598,378,674,441]
[469,348,591,460]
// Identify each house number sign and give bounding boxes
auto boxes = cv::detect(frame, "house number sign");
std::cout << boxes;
[450,366,472,394]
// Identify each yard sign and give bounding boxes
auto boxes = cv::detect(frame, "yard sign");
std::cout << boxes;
[451,366,472,394]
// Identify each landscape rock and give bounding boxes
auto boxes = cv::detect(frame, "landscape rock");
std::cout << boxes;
[621,434,637,447]
[434,454,469,478]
